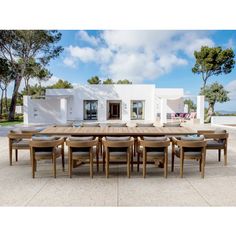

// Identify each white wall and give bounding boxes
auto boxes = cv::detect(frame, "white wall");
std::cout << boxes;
[211,116,236,125]
[46,85,156,122]
[24,96,62,124]
[155,88,184,114]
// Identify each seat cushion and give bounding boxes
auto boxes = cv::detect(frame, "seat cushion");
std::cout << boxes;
[69,136,93,141]
[136,123,154,127]
[72,146,96,158]
[34,147,62,160]
[81,123,100,127]
[107,123,127,127]
[175,148,202,157]
[163,123,181,127]
[12,139,30,148]
[106,136,130,141]
[206,140,224,148]
[181,135,204,141]
[32,136,56,141]
[143,136,167,141]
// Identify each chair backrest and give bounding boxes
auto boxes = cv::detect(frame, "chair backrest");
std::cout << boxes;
[102,137,134,148]
[139,137,170,148]
[163,122,181,127]
[176,139,207,148]
[54,123,73,127]
[66,137,98,148]
[29,137,64,148]
[80,123,100,127]
[107,123,127,127]
[201,133,228,140]
[136,123,154,127]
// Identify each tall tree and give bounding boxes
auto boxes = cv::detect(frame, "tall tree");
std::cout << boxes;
[184,99,196,113]
[192,46,235,89]
[87,76,101,84]
[0,58,13,116]
[47,79,73,89]
[117,79,132,84]
[103,78,114,84]
[0,30,63,120]
[22,58,52,95]
[200,82,230,122]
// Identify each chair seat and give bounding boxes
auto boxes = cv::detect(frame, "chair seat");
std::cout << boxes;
[35,147,62,160]
[72,146,96,159]
[175,148,202,158]
[12,139,30,149]
[206,140,224,148]
[137,146,164,153]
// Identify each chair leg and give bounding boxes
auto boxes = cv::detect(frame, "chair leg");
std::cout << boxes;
[164,153,168,178]
[218,149,221,162]
[143,153,146,178]
[96,148,99,172]
[224,147,227,166]
[127,152,131,178]
[15,149,18,162]
[103,149,105,172]
[32,158,35,178]
[201,156,205,178]
[61,148,65,171]
[199,158,202,172]
[9,147,13,166]
[53,155,56,178]
[171,144,175,172]
[34,159,37,172]
[68,150,72,178]
[105,152,109,178]
[90,151,93,178]
[131,149,133,172]
[137,152,140,172]
[180,157,184,178]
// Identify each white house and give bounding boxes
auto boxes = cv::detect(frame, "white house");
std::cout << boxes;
[23,84,205,125]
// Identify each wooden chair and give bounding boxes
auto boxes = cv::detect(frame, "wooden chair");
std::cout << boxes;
[29,137,65,178]
[102,137,134,178]
[107,123,127,127]
[80,123,100,127]
[138,136,170,178]
[66,137,99,178]
[197,130,228,165]
[172,136,207,178]
[8,129,39,166]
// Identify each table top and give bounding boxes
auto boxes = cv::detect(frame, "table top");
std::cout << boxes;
[40,126,197,136]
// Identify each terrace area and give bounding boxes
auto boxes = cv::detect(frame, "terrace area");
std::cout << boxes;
[1,122,236,206]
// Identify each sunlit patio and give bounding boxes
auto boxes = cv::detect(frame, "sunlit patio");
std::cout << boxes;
[0,123,236,206]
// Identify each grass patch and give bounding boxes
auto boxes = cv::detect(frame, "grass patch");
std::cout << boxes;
[0,120,23,127]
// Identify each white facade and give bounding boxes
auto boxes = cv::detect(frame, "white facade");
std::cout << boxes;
[23,84,192,125]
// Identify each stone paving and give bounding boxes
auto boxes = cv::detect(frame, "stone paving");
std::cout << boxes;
[0,123,236,206]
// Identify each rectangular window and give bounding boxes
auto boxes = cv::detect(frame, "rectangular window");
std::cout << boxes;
[84,100,98,120]
[131,100,145,120]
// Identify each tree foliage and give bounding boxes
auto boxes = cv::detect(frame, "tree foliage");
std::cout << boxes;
[200,82,230,121]
[103,78,114,84]
[0,30,63,120]
[117,79,132,84]
[87,76,101,84]
[192,46,235,88]
[184,99,196,112]
[47,79,73,89]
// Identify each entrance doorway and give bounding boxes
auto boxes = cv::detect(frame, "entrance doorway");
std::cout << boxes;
[107,101,121,120]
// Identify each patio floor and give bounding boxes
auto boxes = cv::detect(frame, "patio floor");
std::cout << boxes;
[1,123,236,206]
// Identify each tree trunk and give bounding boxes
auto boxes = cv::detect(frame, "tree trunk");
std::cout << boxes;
[8,75,22,121]
[4,88,8,112]
[0,89,3,117]
[205,103,215,123]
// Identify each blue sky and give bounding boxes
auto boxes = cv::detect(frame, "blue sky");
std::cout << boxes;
[27,30,236,111]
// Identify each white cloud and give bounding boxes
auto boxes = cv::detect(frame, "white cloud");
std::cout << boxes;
[225,38,234,49]
[64,30,215,83]
[77,30,100,46]
[226,80,236,100]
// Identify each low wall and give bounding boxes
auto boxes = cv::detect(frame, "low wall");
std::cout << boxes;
[211,116,236,125]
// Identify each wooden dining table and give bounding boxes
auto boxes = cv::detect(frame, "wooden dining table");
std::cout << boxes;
[40,126,197,137]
